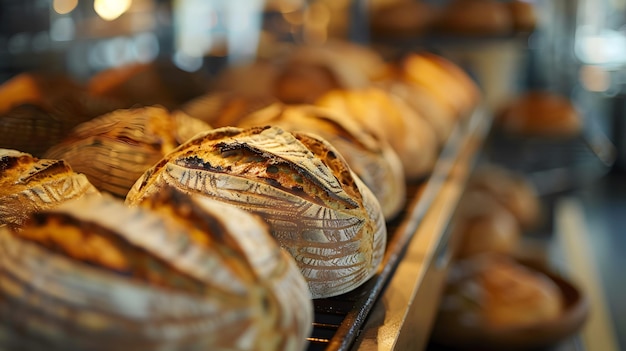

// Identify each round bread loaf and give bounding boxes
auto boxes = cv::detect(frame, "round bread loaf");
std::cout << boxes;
[469,165,542,230]
[376,79,457,146]
[316,87,439,180]
[508,0,537,33]
[0,149,99,229]
[0,190,313,351]
[126,126,387,298]
[454,190,522,258]
[237,103,406,220]
[435,0,513,36]
[397,52,480,119]
[496,91,582,138]
[369,0,438,38]
[180,91,278,128]
[44,106,211,198]
[87,61,208,109]
[0,73,125,157]
[434,255,563,335]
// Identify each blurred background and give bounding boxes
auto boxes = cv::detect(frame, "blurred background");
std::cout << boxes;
[1,0,625,350]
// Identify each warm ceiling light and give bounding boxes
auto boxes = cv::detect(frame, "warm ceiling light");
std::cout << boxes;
[94,0,132,21]
[53,0,78,14]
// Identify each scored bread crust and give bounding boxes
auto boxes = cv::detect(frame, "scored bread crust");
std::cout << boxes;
[126,125,387,298]
[0,191,312,351]
[44,106,210,198]
[0,149,99,228]
[237,103,406,220]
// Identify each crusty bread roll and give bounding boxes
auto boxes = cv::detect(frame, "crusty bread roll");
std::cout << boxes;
[179,91,278,128]
[0,73,125,157]
[469,165,542,230]
[435,255,562,333]
[376,79,457,146]
[0,189,313,351]
[435,0,513,36]
[287,40,389,83]
[454,189,522,258]
[316,88,439,180]
[508,0,537,33]
[237,103,406,220]
[274,63,344,104]
[369,0,438,38]
[496,91,582,138]
[211,60,280,97]
[125,126,387,298]
[0,149,99,229]
[397,52,480,119]
[88,61,208,109]
[213,41,386,104]
[44,106,211,198]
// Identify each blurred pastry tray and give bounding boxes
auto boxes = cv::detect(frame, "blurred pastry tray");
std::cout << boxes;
[306,107,492,351]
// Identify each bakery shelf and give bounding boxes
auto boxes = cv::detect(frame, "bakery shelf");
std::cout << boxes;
[306,106,493,351]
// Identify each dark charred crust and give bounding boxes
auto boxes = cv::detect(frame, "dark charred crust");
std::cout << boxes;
[176,155,224,172]
[17,159,73,184]
[0,155,20,173]
[215,141,268,164]
[263,177,282,188]
[137,168,154,191]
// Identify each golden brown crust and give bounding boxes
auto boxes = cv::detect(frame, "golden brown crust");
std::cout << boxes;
[126,125,387,298]
[454,190,522,258]
[496,91,582,138]
[316,87,439,179]
[0,73,126,157]
[397,52,479,118]
[370,0,438,38]
[180,91,278,127]
[434,0,513,36]
[443,255,563,329]
[237,103,406,219]
[0,149,99,228]
[469,165,542,230]
[44,106,211,197]
[0,191,313,350]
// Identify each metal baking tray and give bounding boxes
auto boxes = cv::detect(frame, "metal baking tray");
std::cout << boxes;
[305,107,492,351]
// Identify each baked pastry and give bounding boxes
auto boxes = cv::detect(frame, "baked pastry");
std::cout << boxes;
[237,103,406,220]
[179,91,279,127]
[0,72,125,156]
[0,148,99,229]
[45,106,211,198]
[496,91,582,138]
[0,189,313,351]
[126,126,387,298]
[434,0,513,36]
[316,87,439,180]
[469,165,542,230]
[432,255,563,347]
